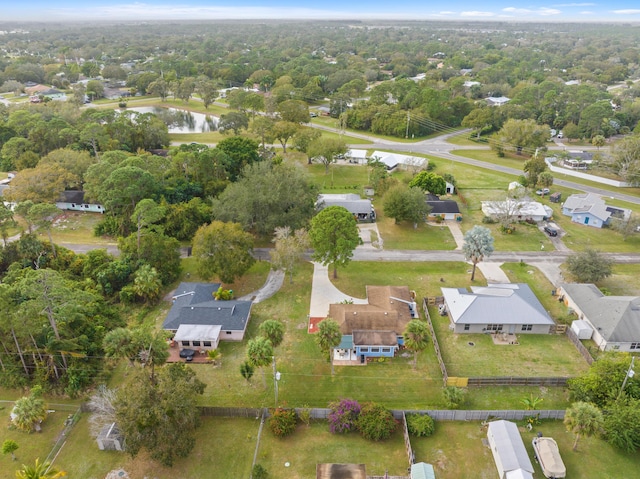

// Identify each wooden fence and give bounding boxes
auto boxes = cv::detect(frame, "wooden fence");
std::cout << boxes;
[565,327,595,365]
[465,376,570,387]
[199,406,263,418]
[401,412,415,466]
[422,298,448,387]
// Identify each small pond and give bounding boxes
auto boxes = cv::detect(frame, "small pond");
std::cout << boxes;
[125,106,218,133]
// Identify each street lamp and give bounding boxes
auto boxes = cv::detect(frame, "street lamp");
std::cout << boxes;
[617,356,635,400]
[273,356,281,408]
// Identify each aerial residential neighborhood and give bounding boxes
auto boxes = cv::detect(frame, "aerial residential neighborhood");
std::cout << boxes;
[0,11,640,479]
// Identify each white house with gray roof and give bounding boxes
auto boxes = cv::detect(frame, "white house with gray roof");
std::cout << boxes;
[487,420,534,479]
[163,282,253,350]
[562,192,630,228]
[441,283,555,334]
[556,283,640,352]
[317,193,376,222]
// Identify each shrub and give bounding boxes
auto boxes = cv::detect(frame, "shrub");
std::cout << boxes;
[443,386,465,409]
[298,407,311,427]
[214,286,234,300]
[356,402,397,441]
[328,398,361,434]
[252,464,269,479]
[406,413,435,437]
[268,408,297,437]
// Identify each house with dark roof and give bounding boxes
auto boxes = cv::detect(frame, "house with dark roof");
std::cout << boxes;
[562,193,630,228]
[317,193,376,222]
[556,283,640,352]
[329,285,418,362]
[426,194,462,221]
[441,283,555,334]
[56,190,104,213]
[163,282,253,351]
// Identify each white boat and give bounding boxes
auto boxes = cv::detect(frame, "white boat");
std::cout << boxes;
[532,436,566,479]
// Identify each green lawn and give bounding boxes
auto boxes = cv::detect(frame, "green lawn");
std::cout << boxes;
[53,415,258,479]
[430,305,589,378]
[44,212,114,245]
[376,213,456,250]
[411,419,640,479]
[258,421,409,477]
[0,406,78,479]
[599,263,640,295]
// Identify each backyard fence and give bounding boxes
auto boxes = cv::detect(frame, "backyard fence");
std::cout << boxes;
[197,406,565,422]
[44,406,82,469]
[465,376,570,387]
[565,327,595,365]
[199,406,263,418]
[422,298,448,387]
[401,412,415,465]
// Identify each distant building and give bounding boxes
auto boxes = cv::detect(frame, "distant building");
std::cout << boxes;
[316,193,375,222]
[486,96,510,106]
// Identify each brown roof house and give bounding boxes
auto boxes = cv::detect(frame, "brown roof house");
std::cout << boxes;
[329,286,418,364]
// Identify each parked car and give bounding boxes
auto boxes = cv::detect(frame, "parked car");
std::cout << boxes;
[536,188,550,195]
[310,112,318,118]
[544,226,558,237]
[557,131,564,139]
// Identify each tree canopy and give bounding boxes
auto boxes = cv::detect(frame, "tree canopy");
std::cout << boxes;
[310,206,361,279]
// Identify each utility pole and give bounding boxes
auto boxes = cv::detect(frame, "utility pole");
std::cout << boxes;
[405,111,410,139]
[272,356,281,408]
[617,356,635,400]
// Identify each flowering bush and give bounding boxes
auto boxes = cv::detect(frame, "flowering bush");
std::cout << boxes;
[356,402,398,441]
[328,398,361,434]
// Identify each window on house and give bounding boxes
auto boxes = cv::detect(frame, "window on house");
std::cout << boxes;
[192,341,201,347]
[181,341,190,347]
[226,331,232,335]
[371,347,380,353]
[464,324,470,331]
[203,341,212,347]
[521,324,533,331]
[360,347,369,353]
[486,324,503,331]
[381,348,391,353]
[631,343,640,350]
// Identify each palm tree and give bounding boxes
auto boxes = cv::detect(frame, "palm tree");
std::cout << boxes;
[16,458,66,478]
[521,394,544,410]
[403,319,430,369]
[564,401,604,451]
[246,337,273,387]
[240,361,255,382]
[12,388,47,433]
[2,439,18,461]
[207,349,221,365]
[259,320,285,348]
[316,318,342,375]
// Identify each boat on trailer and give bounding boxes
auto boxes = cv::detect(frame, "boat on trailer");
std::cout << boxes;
[532,436,566,479]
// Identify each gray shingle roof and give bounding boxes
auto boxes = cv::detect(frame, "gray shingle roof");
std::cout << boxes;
[563,193,611,222]
[427,199,461,214]
[560,283,640,343]
[162,282,252,332]
[317,194,372,215]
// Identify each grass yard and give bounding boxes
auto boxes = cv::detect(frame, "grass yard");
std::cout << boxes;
[0,406,78,479]
[598,263,640,295]
[39,211,112,245]
[411,419,640,479]
[430,305,589,378]
[375,213,456,250]
[257,421,409,478]
[501,262,571,321]
[53,415,258,479]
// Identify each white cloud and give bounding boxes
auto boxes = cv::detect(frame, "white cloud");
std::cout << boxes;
[554,2,595,6]
[460,11,495,17]
[612,9,640,14]
[439,11,455,15]
[579,10,594,14]
[503,6,561,16]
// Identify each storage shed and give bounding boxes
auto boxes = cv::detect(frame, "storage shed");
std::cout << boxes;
[571,320,593,340]
[411,462,436,479]
[487,420,534,479]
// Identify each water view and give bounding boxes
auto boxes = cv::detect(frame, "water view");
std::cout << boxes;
[125,106,218,134]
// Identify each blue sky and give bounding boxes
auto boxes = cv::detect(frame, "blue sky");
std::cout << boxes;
[3,1,640,22]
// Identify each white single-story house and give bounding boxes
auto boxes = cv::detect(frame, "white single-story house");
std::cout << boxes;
[487,420,534,479]
[562,193,631,228]
[370,150,427,171]
[486,96,510,106]
[556,283,640,352]
[317,193,376,222]
[56,190,105,213]
[441,283,555,334]
[481,200,552,222]
[346,149,369,164]
[330,286,418,362]
[163,282,253,349]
